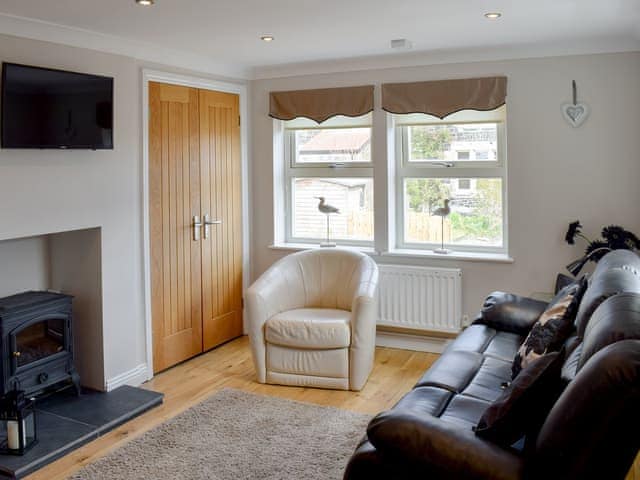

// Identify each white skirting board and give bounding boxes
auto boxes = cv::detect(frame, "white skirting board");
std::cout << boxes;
[105,363,150,392]
[376,330,452,354]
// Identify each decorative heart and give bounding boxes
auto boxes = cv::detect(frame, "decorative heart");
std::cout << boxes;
[561,102,589,127]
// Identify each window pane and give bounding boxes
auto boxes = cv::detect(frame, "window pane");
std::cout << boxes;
[293,128,371,163]
[407,123,498,162]
[404,178,503,247]
[292,178,373,241]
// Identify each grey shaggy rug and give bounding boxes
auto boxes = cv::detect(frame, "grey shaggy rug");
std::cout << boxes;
[70,388,371,480]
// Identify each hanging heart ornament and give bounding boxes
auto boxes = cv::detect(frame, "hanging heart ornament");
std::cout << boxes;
[562,102,589,127]
[562,80,589,127]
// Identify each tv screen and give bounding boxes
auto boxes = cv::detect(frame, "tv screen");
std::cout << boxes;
[1,63,113,149]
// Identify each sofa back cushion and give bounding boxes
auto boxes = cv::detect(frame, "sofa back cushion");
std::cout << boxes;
[578,292,640,369]
[574,250,640,337]
[532,339,640,479]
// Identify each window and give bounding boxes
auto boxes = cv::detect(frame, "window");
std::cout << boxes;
[457,178,471,190]
[395,107,507,252]
[283,114,373,245]
[292,128,371,164]
[457,150,470,161]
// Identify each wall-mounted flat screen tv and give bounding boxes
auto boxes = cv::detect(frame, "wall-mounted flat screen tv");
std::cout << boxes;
[1,63,113,149]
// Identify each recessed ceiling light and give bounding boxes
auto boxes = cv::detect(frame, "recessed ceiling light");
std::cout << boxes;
[484,12,502,19]
[136,0,154,5]
[261,35,275,42]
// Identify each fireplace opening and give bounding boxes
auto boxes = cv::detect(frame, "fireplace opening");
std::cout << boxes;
[15,319,65,368]
[0,228,104,391]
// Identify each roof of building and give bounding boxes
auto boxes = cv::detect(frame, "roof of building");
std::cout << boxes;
[299,129,370,153]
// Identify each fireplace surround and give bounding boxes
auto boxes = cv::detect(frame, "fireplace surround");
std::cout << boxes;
[0,291,80,398]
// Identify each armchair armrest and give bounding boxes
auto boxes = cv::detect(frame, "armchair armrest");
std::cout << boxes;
[349,256,379,391]
[245,287,269,383]
[472,291,548,335]
[245,256,307,383]
[367,410,523,480]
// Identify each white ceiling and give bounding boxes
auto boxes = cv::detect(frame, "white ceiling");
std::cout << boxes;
[0,0,639,79]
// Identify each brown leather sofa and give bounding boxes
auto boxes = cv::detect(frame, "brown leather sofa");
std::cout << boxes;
[344,250,640,480]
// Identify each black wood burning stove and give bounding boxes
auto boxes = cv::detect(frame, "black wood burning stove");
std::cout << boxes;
[0,292,80,398]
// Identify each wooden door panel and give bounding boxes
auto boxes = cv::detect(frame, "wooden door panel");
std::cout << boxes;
[150,82,203,373]
[199,90,243,351]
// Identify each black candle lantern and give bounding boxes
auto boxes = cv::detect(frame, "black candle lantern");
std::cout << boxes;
[0,390,37,455]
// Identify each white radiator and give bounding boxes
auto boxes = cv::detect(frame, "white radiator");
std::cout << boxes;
[377,265,462,333]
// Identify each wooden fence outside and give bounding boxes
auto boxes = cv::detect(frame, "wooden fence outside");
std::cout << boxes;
[347,211,451,243]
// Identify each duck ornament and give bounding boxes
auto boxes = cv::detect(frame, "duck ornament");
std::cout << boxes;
[432,199,451,254]
[316,196,339,247]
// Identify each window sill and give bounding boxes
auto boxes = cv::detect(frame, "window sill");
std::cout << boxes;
[269,243,513,264]
[382,249,514,264]
[269,243,377,254]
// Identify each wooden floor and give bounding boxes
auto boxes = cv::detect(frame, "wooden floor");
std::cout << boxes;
[25,336,438,480]
[25,335,639,480]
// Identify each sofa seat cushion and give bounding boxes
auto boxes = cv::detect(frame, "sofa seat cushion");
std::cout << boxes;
[265,308,351,349]
[439,394,492,430]
[393,386,453,417]
[415,350,484,392]
[483,331,523,362]
[447,325,524,362]
[415,325,523,394]
[461,357,514,403]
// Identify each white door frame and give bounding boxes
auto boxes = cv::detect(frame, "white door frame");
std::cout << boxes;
[141,69,250,381]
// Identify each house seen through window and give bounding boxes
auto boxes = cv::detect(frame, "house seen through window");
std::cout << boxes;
[278,106,507,253]
[284,114,374,244]
[396,107,506,251]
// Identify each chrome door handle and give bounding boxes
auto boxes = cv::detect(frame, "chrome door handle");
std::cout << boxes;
[192,215,203,241]
[203,214,222,239]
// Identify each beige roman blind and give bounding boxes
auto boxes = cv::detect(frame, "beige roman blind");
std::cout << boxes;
[269,85,374,123]
[381,76,507,119]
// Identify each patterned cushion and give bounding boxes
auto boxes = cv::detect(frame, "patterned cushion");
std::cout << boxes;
[512,277,586,378]
[475,351,565,447]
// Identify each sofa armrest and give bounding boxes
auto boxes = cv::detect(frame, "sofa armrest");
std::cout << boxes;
[367,410,523,480]
[472,291,548,335]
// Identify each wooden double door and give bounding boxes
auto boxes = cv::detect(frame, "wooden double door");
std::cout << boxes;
[149,82,242,373]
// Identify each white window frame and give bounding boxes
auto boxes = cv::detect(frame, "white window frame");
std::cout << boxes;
[282,115,374,247]
[394,107,508,254]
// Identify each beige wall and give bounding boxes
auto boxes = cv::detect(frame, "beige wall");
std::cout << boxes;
[2,30,638,382]
[250,52,640,320]
[0,34,246,388]
[0,237,50,297]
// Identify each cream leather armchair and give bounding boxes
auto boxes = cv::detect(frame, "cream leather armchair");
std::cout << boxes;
[246,249,379,391]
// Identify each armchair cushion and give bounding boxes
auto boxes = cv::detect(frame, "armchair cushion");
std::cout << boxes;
[265,308,351,349]
[266,344,349,378]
